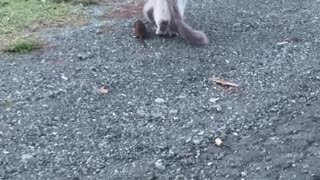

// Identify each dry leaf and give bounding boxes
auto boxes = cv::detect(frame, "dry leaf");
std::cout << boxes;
[98,86,109,94]
[209,77,239,88]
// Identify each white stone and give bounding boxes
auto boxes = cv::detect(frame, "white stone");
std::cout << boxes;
[214,138,223,146]
[155,98,165,103]
[209,98,220,103]
[21,154,33,162]
[155,159,166,170]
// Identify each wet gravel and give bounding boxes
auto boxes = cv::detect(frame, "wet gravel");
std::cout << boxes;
[1,0,320,179]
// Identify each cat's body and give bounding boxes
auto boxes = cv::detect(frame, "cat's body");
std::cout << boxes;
[143,0,208,45]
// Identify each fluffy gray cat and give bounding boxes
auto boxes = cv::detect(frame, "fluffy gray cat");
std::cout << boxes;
[143,0,209,45]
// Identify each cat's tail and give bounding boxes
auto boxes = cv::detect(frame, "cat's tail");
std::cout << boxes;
[174,19,209,46]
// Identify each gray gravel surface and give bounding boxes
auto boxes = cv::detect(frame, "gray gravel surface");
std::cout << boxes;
[1,0,320,179]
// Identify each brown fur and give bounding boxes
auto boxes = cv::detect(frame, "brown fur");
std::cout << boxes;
[133,20,148,48]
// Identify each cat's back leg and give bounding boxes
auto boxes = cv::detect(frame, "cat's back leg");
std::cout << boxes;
[143,0,155,24]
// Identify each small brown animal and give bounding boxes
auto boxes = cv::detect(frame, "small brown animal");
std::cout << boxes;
[133,20,148,48]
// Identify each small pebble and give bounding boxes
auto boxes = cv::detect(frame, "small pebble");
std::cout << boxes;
[169,109,178,114]
[151,109,163,118]
[178,94,187,99]
[214,138,223,146]
[216,152,225,160]
[21,154,33,162]
[175,175,187,180]
[209,98,220,103]
[241,171,247,177]
[155,98,165,104]
[192,137,202,145]
[155,159,166,170]
[78,52,93,60]
[3,150,9,154]
[211,104,222,112]
[185,137,192,143]
[137,109,147,116]
[61,74,68,81]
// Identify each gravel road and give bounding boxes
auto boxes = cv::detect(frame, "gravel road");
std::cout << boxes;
[1,0,320,179]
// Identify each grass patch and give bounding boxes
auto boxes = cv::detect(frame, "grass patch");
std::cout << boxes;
[4,38,42,53]
[0,0,85,51]
[0,0,77,35]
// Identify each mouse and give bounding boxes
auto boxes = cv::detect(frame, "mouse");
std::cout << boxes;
[132,20,148,48]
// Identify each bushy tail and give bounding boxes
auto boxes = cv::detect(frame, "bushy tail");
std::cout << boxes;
[175,19,209,46]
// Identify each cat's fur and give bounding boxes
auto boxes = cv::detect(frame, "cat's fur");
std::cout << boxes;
[143,0,208,45]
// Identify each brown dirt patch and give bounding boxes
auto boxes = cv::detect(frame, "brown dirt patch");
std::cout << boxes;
[105,0,144,19]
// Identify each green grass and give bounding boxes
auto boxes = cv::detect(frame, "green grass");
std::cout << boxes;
[0,0,77,36]
[0,0,85,52]
[4,38,42,53]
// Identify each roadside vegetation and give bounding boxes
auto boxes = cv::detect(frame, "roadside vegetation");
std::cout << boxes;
[0,0,101,53]
[4,38,42,53]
